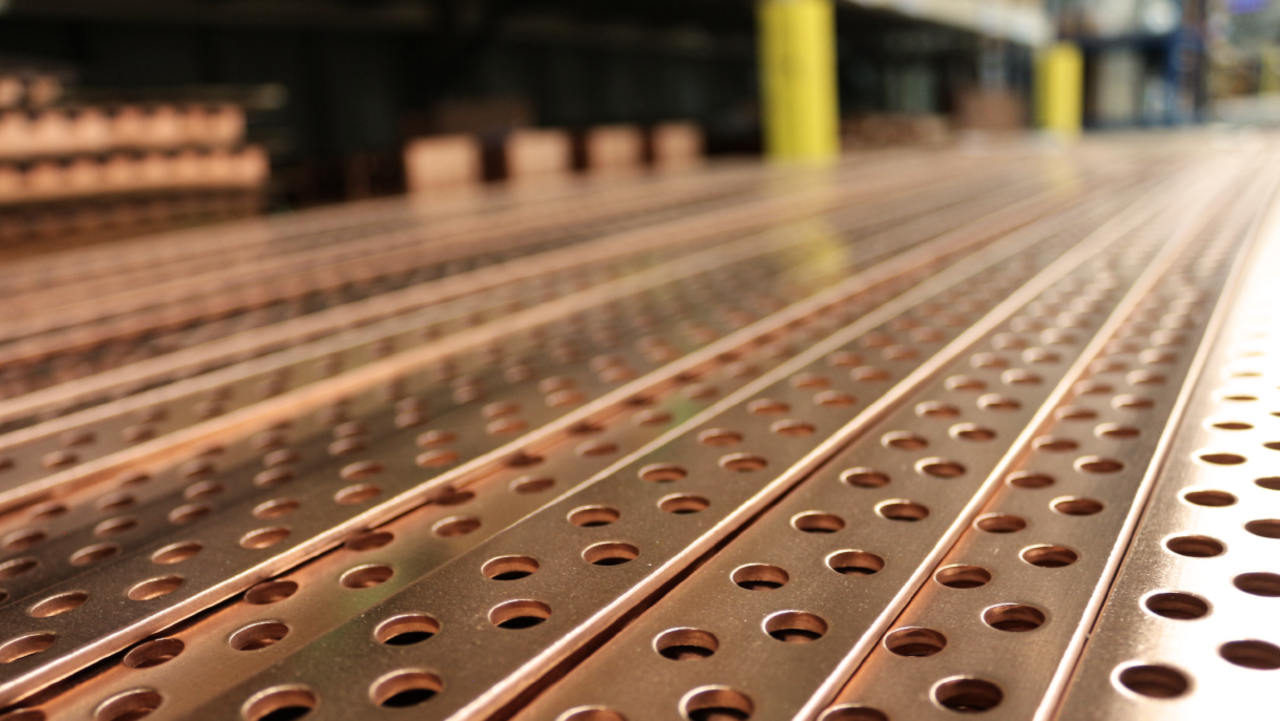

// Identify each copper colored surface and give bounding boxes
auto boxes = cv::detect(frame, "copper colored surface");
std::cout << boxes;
[0,135,1276,721]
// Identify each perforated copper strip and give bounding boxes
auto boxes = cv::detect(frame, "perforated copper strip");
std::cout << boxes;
[0,155,1098,708]
[1048,158,1280,720]
[821,157,1279,721]
[504,156,1243,721]
[158,167,1159,721]
[0,172,1037,489]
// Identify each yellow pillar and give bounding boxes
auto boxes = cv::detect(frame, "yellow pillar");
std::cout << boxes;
[759,0,840,164]
[1037,42,1084,138]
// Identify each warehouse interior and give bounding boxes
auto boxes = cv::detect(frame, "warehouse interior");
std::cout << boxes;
[1,2,1280,721]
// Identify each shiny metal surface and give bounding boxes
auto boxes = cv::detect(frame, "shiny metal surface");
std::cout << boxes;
[0,136,1275,721]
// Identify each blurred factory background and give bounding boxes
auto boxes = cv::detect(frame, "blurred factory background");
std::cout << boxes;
[0,0,1273,238]
[5,3,1280,720]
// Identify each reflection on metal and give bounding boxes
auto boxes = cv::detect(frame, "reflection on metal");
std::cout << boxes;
[0,136,1276,721]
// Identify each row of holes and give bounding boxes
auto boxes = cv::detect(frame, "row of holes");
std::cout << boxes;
[0,221,1052,717]
[823,259,1216,717]
[529,258,1115,720]
[206,259,1035,720]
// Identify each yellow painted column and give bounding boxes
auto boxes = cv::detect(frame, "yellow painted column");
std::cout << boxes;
[1037,42,1084,138]
[759,0,840,164]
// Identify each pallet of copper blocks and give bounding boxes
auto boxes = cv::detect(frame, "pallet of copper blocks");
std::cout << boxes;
[0,133,1276,721]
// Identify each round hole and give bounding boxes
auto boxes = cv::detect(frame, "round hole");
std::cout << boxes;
[230,621,290,651]
[698,429,742,446]
[583,542,639,566]
[1235,572,1280,597]
[772,420,816,437]
[432,516,480,537]
[819,705,889,721]
[1035,437,1079,453]
[633,409,673,426]
[720,454,767,472]
[241,685,316,721]
[344,531,394,552]
[128,576,184,601]
[375,613,440,645]
[934,565,991,589]
[655,628,719,660]
[489,599,551,629]
[1257,477,1280,491]
[947,376,986,392]
[1220,640,1280,670]
[29,591,88,619]
[883,432,928,450]
[1052,497,1104,516]
[1199,452,1246,465]
[340,461,383,481]
[1165,534,1225,557]
[183,482,222,501]
[975,514,1026,533]
[982,604,1046,632]
[793,512,845,533]
[1021,545,1078,568]
[814,391,856,407]
[416,450,459,468]
[827,550,885,576]
[1055,406,1097,422]
[978,394,1020,411]
[763,611,827,643]
[1007,472,1054,489]
[917,402,961,418]
[558,707,627,721]
[334,484,380,505]
[950,424,995,442]
[659,494,709,514]
[1212,421,1253,430]
[95,517,138,537]
[70,543,119,567]
[640,464,686,483]
[0,633,56,663]
[1144,592,1210,620]
[254,468,294,488]
[681,686,753,721]
[731,564,789,591]
[1096,424,1140,439]
[169,503,212,525]
[841,468,889,488]
[933,677,1003,712]
[1181,489,1236,507]
[878,501,929,522]
[568,506,620,527]
[749,399,790,415]
[2,529,46,552]
[577,440,618,457]
[482,555,539,581]
[1076,457,1124,474]
[1115,664,1189,698]
[370,669,443,708]
[1113,395,1155,410]
[148,541,202,566]
[341,564,394,589]
[1245,519,1280,539]
[95,689,163,721]
[917,459,966,478]
[240,527,290,550]
[123,638,184,669]
[511,475,555,494]
[245,580,298,605]
[884,627,947,656]
[253,499,299,520]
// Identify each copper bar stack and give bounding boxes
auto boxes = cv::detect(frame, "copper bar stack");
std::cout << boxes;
[0,133,1277,721]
